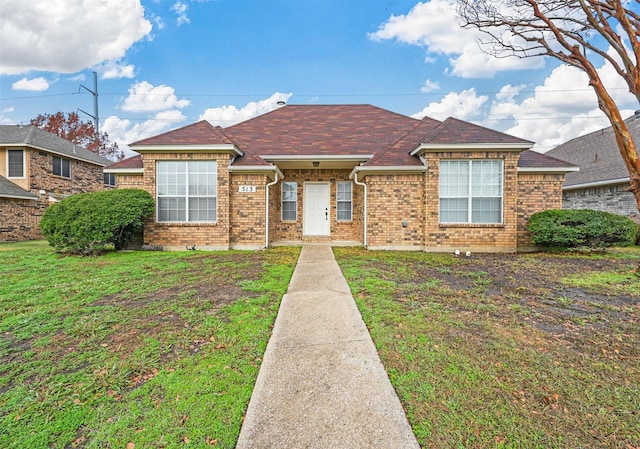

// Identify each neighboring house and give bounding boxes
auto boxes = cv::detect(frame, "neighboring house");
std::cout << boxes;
[547,112,639,220]
[105,104,576,252]
[0,125,112,241]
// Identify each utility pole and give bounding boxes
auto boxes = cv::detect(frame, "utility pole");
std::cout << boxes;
[79,71,99,141]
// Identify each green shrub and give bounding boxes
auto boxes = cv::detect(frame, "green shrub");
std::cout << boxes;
[40,189,154,254]
[529,209,638,250]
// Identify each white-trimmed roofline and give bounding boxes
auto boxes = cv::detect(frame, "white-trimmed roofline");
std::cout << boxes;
[131,144,243,156]
[563,177,631,190]
[103,168,144,174]
[1,192,38,200]
[229,164,284,180]
[518,166,580,173]
[411,142,532,156]
[350,165,427,179]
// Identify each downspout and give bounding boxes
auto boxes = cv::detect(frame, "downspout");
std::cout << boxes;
[265,172,279,249]
[352,170,367,248]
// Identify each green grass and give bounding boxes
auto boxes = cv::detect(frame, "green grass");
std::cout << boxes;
[0,242,299,449]
[334,247,640,449]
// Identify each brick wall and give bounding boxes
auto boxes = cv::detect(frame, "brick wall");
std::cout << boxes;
[269,169,363,244]
[517,172,565,250]
[422,151,521,252]
[114,174,145,189]
[138,152,232,250]
[1,149,108,242]
[230,173,268,249]
[366,173,425,249]
[0,197,48,241]
[562,182,638,219]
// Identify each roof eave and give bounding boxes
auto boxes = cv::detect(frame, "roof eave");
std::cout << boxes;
[518,166,580,174]
[2,142,108,166]
[0,192,38,200]
[563,177,631,190]
[350,165,427,179]
[103,168,144,175]
[131,144,244,156]
[411,142,533,156]
[229,164,284,181]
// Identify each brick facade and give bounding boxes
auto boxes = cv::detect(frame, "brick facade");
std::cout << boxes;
[0,148,108,242]
[516,172,565,250]
[120,152,567,252]
[562,182,639,220]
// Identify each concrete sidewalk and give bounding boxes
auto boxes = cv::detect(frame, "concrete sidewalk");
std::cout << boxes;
[235,245,420,449]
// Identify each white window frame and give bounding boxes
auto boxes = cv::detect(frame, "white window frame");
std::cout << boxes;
[281,181,298,221]
[439,160,504,224]
[7,149,25,179]
[53,156,71,178]
[156,160,217,223]
[336,181,352,222]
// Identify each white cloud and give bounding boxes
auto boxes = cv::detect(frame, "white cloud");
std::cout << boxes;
[12,77,49,91]
[420,79,440,93]
[120,81,190,113]
[412,88,488,121]
[200,92,293,126]
[371,0,544,78]
[98,60,136,79]
[171,2,190,25]
[0,0,152,75]
[103,111,187,156]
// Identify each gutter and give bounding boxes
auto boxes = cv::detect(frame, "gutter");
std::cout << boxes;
[351,170,367,248]
[265,172,280,248]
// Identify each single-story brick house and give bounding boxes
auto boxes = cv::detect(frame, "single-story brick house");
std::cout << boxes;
[546,112,638,221]
[105,104,577,252]
[0,125,112,241]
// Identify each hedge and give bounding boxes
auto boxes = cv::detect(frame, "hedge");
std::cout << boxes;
[40,189,154,254]
[528,209,638,250]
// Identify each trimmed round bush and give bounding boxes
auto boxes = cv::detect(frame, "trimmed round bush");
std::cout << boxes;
[528,209,638,250]
[40,189,154,254]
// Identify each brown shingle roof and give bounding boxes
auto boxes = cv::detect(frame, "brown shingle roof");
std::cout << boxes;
[518,150,576,168]
[130,120,235,146]
[421,117,533,146]
[228,105,418,165]
[546,114,636,187]
[106,154,143,170]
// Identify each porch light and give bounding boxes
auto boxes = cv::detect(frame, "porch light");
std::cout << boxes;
[313,161,319,167]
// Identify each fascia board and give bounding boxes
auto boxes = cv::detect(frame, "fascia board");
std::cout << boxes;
[411,142,532,156]
[350,165,426,179]
[517,166,580,173]
[562,177,631,190]
[103,168,144,174]
[132,144,243,156]
[229,165,284,180]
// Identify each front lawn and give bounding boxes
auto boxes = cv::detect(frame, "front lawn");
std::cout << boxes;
[335,247,640,449]
[0,242,299,449]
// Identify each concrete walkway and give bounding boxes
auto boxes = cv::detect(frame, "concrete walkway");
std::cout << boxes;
[236,245,420,449]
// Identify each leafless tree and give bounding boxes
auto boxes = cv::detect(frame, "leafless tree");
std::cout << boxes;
[457,0,640,211]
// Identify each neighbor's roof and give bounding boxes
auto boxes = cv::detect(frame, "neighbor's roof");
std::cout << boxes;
[0,175,37,200]
[126,104,572,170]
[546,114,637,188]
[105,154,143,170]
[0,125,110,166]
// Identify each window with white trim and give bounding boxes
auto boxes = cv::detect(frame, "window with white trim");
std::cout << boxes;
[157,161,217,222]
[7,149,25,178]
[336,181,352,221]
[53,156,71,178]
[282,182,297,221]
[439,160,503,224]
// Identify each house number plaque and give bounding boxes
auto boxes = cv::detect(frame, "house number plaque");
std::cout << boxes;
[239,186,256,193]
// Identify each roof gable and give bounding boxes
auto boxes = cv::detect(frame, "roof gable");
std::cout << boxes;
[420,117,533,147]
[0,125,110,166]
[130,120,236,146]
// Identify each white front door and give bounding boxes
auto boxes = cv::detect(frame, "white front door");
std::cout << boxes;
[303,182,330,236]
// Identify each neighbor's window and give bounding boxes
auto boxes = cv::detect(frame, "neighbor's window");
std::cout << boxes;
[157,161,217,222]
[104,172,116,187]
[7,149,25,178]
[282,182,297,221]
[439,160,503,224]
[53,156,71,178]
[336,181,352,221]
